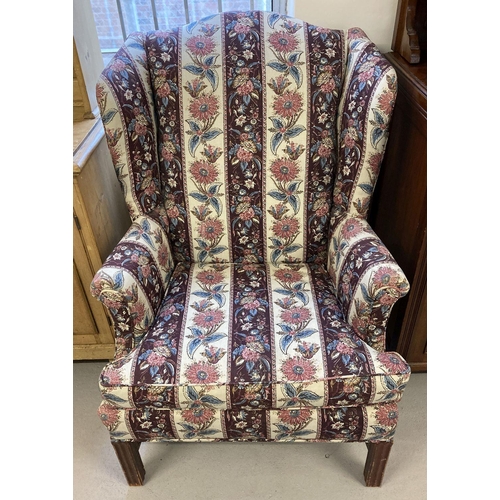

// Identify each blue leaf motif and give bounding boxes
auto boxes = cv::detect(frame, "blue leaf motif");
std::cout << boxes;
[187,385,199,401]
[190,191,209,203]
[200,395,224,405]
[295,291,309,305]
[295,328,317,339]
[205,69,218,90]
[284,383,297,397]
[189,135,201,156]
[271,132,284,155]
[284,125,306,139]
[187,338,203,358]
[288,194,300,214]
[102,109,117,125]
[270,116,285,129]
[268,190,287,202]
[289,65,303,87]
[186,120,201,133]
[113,270,124,290]
[297,390,322,401]
[279,334,294,354]
[205,333,227,344]
[371,127,385,148]
[268,61,288,72]
[202,128,223,141]
[271,248,282,265]
[184,64,204,76]
[268,13,281,28]
[209,197,222,215]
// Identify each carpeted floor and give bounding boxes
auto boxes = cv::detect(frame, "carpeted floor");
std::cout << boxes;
[74,361,426,499]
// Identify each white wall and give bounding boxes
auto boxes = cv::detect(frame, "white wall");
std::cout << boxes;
[292,0,399,53]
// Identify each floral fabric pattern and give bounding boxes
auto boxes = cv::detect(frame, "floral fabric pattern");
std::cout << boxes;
[94,11,410,445]
[99,401,398,442]
[327,215,410,351]
[332,28,397,221]
[98,262,410,414]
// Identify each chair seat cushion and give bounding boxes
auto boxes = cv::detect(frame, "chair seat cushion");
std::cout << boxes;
[100,263,410,411]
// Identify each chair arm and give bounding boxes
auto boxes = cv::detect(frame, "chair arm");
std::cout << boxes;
[91,212,175,358]
[327,215,409,351]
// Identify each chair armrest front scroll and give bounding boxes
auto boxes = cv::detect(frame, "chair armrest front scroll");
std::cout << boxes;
[327,215,410,351]
[91,212,175,359]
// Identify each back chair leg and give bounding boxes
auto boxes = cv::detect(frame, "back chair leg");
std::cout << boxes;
[364,441,393,487]
[111,441,145,486]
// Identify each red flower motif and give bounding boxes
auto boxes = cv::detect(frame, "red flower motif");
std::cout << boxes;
[281,356,316,381]
[190,160,218,185]
[378,90,395,115]
[272,217,299,239]
[101,367,122,386]
[270,158,299,182]
[157,82,171,98]
[368,152,383,175]
[377,352,407,374]
[166,205,179,219]
[198,219,224,240]
[281,307,311,325]
[372,266,400,287]
[110,59,126,72]
[186,35,216,56]
[278,408,313,425]
[239,207,255,221]
[185,361,220,384]
[189,94,219,121]
[147,351,166,366]
[336,342,354,355]
[341,218,363,240]
[99,402,120,430]
[236,79,254,96]
[317,143,332,158]
[129,300,146,322]
[242,347,261,362]
[181,406,216,425]
[196,269,224,285]
[236,146,254,162]
[234,22,251,34]
[193,309,224,328]
[376,403,398,427]
[274,268,302,283]
[273,91,303,118]
[269,31,299,53]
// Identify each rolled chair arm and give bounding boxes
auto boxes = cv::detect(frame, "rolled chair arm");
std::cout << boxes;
[327,215,410,351]
[91,212,175,358]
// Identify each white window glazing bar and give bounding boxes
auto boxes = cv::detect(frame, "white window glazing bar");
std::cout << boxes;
[115,0,127,41]
[151,0,160,30]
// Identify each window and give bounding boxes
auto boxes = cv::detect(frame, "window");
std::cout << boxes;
[90,0,292,65]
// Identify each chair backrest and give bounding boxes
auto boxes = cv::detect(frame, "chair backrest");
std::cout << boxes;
[97,11,396,267]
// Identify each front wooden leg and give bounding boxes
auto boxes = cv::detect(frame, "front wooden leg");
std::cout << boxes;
[111,441,145,486]
[364,441,393,487]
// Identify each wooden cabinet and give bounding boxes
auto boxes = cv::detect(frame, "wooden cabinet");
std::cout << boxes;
[369,51,427,372]
[73,119,131,360]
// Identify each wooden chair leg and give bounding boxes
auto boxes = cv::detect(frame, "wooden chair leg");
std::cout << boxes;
[364,441,393,487]
[111,441,145,486]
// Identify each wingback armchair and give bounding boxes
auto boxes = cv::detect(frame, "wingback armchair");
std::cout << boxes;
[91,11,411,487]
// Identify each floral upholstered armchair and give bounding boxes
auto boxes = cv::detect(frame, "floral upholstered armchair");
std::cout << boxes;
[91,11,411,487]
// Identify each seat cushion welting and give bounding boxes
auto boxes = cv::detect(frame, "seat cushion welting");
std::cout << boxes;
[100,262,410,413]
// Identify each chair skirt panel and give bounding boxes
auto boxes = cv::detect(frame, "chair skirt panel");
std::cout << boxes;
[98,262,409,441]
[99,402,400,442]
